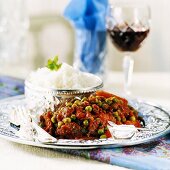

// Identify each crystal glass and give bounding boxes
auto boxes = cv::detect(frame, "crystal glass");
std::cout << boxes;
[107,2,151,95]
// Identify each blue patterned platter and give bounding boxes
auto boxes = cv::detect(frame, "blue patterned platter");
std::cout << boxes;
[0,95,170,149]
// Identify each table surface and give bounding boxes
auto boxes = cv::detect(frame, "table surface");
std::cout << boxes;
[0,71,170,170]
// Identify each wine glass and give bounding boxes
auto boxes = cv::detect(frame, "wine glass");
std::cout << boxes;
[106,2,151,95]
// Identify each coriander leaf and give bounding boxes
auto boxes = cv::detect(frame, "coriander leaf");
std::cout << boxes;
[53,56,58,63]
[46,56,62,71]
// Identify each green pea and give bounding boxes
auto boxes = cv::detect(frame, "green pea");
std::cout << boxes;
[105,98,112,105]
[122,117,126,123]
[51,116,56,123]
[98,128,104,135]
[74,100,81,106]
[71,114,76,120]
[83,120,89,126]
[72,103,77,108]
[96,118,101,121]
[98,101,102,107]
[66,102,72,107]
[100,135,107,139]
[63,117,71,124]
[95,98,99,103]
[116,116,121,122]
[58,121,63,128]
[81,97,87,102]
[113,111,119,117]
[112,97,119,103]
[130,116,136,122]
[85,106,92,112]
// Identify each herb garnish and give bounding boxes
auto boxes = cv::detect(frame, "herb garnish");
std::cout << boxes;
[46,56,62,71]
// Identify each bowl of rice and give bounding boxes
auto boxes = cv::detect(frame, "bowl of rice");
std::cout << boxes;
[25,58,103,111]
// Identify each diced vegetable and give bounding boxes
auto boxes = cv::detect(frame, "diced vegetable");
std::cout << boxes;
[85,106,92,112]
[63,117,71,124]
[100,135,107,139]
[98,128,104,135]
[83,120,89,126]
[58,121,63,128]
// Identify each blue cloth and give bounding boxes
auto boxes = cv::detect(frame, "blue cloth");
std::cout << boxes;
[0,76,24,99]
[64,0,108,76]
[64,0,108,31]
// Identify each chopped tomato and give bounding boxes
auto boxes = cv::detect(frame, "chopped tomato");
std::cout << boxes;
[76,111,85,119]
[96,90,114,98]
[105,130,112,138]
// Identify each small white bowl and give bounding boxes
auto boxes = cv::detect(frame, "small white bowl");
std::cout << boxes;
[108,124,138,139]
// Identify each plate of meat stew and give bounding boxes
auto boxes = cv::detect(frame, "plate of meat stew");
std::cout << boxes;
[0,91,170,149]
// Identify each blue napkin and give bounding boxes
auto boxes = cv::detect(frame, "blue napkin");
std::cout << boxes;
[64,0,108,76]
[64,0,108,30]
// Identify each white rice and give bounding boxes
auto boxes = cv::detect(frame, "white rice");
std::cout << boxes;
[27,63,101,89]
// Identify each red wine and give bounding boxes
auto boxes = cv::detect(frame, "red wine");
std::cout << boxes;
[108,25,149,52]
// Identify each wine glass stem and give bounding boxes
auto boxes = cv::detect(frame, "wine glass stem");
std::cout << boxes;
[123,54,134,95]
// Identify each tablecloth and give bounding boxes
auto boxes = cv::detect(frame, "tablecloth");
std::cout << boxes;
[0,75,170,170]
